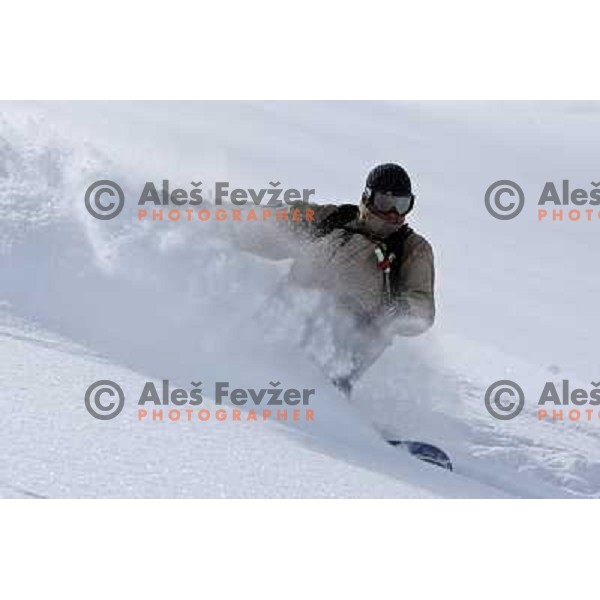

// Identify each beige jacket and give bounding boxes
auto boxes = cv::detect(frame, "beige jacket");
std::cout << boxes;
[233,202,435,337]
[287,203,435,336]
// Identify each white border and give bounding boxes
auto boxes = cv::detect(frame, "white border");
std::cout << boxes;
[3,0,600,99]
[1,500,598,599]
[3,1,600,597]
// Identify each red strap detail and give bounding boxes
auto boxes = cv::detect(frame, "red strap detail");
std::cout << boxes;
[377,258,393,270]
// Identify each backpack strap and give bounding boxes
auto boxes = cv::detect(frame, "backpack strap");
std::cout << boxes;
[385,224,413,259]
[377,225,414,304]
[313,204,360,237]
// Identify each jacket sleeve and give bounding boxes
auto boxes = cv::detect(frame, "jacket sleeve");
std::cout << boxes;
[287,203,345,236]
[225,203,340,260]
[383,237,436,336]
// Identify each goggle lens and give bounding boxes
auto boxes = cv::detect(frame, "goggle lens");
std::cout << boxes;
[372,191,413,215]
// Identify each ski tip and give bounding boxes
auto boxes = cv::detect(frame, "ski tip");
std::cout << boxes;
[386,440,453,472]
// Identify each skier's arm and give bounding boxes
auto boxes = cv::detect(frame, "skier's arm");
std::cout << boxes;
[225,202,342,260]
[216,204,297,260]
[380,238,436,336]
[286,203,345,236]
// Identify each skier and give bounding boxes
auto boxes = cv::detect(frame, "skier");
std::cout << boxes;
[230,163,447,468]
[282,162,435,394]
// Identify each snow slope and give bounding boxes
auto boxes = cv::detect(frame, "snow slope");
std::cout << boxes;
[0,311,505,498]
[2,101,600,498]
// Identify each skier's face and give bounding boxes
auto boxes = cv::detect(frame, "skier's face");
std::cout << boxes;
[370,206,406,224]
[362,190,412,226]
[360,202,406,238]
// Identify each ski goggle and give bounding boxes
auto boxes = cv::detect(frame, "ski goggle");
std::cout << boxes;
[370,190,414,215]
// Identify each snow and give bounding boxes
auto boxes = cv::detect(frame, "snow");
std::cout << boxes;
[1,100,600,497]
